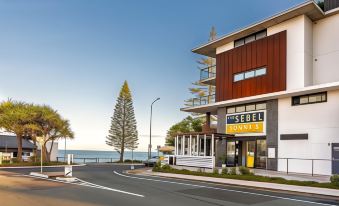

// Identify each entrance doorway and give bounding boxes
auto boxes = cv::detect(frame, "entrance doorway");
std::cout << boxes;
[226,138,267,169]
[333,143,339,174]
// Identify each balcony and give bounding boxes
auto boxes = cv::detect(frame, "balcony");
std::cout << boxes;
[200,65,216,85]
[192,94,215,107]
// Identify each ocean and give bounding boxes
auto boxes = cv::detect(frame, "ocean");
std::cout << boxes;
[58,150,161,163]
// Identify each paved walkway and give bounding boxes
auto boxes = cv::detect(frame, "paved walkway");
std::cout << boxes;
[138,170,339,197]
[252,169,331,183]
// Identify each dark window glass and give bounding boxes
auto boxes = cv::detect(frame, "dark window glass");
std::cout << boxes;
[245,35,255,44]
[234,39,244,47]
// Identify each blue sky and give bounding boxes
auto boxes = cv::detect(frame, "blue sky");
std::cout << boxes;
[0,0,303,151]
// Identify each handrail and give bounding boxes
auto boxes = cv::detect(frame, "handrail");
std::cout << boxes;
[192,94,215,107]
[200,65,216,81]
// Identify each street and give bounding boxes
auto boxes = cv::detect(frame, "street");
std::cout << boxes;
[0,164,338,206]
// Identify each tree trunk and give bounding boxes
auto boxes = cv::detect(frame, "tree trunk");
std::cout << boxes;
[42,142,50,163]
[46,140,54,162]
[16,135,23,162]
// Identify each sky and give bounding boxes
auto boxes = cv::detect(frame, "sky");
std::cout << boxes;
[0,0,304,151]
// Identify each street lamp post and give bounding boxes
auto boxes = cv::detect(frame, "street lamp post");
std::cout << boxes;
[149,97,160,160]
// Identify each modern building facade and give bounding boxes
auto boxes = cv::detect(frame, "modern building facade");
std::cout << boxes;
[174,0,339,175]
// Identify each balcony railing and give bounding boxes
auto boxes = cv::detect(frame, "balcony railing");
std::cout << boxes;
[200,65,216,81]
[192,94,215,107]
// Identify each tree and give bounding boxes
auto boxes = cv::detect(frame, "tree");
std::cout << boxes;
[31,105,74,162]
[0,100,35,161]
[165,116,205,146]
[0,100,74,162]
[185,26,217,108]
[106,81,138,162]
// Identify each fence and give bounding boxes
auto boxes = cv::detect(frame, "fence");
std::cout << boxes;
[273,157,339,176]
[56,157,119,164]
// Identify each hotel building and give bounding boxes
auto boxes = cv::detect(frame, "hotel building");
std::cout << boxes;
[173,0,339,175]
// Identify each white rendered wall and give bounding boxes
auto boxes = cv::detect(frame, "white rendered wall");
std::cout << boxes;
[278,90,339,175]
[268,15,313,90]
[216,42,234,54]
[313,13,339,85]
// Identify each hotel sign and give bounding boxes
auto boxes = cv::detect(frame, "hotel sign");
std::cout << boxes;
[226,111,266,135]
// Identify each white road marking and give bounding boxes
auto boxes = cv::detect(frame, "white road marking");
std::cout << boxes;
[19,174,144,198]
[114,171,337,206]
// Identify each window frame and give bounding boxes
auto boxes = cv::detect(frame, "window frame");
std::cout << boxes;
[234,29,267,48]
[291,92,327,106]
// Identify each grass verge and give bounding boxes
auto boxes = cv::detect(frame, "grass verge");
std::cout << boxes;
[0,161,76,167]
[153,166,339,190]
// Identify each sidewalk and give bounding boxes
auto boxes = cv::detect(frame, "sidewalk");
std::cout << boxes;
[138,170,339,197]
[252,169,331,183]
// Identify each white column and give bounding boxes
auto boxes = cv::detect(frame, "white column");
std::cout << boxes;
[174,135,178,155]
[211,134,215,157]
[182,135,185,156]
[189,135,192,156]
[197,135,200,156]
[204,134,207,157]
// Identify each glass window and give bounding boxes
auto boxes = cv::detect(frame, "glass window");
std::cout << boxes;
[234,73,244,82]
[322,94,327,101]
[226,141,236,166]
[309,94,322,103]
[300,96,309,104]
[245,35,255,44]
[236,106,245,113]
[234,39,244,47]
[256,103,266,110]
[255,67,267,76]
[245,104,256,111]
[244,70,255,79]
[227,107,236,114]
[255,30,267,40]
[292,92,327,106]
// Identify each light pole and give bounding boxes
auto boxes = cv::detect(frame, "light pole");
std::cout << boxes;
[149,97,160,160]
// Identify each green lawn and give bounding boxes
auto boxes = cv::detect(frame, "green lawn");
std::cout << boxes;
[153,166,339,190]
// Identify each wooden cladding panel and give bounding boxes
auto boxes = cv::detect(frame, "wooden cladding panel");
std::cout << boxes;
[216,30,286,102]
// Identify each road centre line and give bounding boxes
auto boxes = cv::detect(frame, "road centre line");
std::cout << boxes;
[113,171,336,206]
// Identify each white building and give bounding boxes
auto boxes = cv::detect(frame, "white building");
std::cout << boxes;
[174,0,339,175]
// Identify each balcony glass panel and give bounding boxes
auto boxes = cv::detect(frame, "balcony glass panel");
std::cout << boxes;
[200,65,216,81]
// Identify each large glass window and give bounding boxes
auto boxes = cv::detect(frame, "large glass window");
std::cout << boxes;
[226,141,236,166]
[256,140,267,169]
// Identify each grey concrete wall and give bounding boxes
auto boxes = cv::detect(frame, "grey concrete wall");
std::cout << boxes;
[217,107,226,133]
[266,99,278,171]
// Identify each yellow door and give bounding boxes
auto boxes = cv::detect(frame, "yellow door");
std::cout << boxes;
[246,141,255,168]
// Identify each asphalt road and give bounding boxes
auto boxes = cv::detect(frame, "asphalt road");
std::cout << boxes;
[1,164,338,206]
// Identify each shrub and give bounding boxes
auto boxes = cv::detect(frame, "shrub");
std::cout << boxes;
[11,158,19,163]
[239,166,252,175]
[222,168,229,175]
[161,164,171,170]
[330,174,339,186]
[230,167,237,175]
[213,168,219,174]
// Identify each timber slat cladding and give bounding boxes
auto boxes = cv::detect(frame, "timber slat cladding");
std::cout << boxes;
[216,30,286,102]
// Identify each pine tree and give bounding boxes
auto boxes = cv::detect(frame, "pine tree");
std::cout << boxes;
[106,81,138,162]
[185,26,217,108]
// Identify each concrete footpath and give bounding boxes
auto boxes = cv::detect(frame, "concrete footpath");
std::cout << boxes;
[137,170,339,197]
